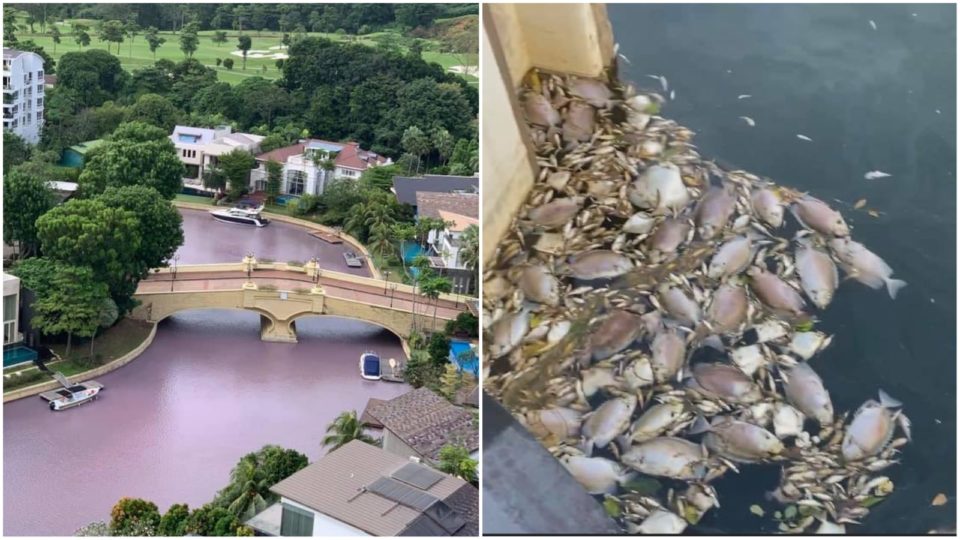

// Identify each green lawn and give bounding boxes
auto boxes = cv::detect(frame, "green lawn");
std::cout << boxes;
[49,318,154,365]
[19,22,477,85]
[175,193,215,205]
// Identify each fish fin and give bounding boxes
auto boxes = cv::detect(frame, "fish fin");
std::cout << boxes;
[878,389,902,409]
[689,414,713,435]
[897,413,913,442]
[580,438,595,457]
[788,204,811,231]
[884,278,907,300]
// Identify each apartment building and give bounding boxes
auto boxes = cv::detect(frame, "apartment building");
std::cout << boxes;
[2,48,45,144]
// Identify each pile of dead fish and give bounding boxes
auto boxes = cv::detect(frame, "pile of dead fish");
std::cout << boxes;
[482,68,911,534]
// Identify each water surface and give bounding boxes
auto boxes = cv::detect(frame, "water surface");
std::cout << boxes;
[610,3,955,533]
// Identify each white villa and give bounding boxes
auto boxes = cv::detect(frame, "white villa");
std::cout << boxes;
[250,139,391,196]
[414,192,479,293]
[3,48,45,144]
[169,125,264,191]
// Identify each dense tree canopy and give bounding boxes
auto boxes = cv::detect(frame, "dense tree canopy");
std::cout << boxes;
[3,165,55,258]
[97,186,184,273]
[78,124,185,198]
[3,131,32,173]
[126,93,180,131]
[56,49,129,108]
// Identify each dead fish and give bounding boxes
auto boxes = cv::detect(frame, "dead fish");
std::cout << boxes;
[787,331,832,360]
[590,310,644,361]
[650,330,686,383]
[708,235,754,279]
[704,282,749,334]
[864,170,892,180]
[797,134,813,142]
[523,92,560,127]
[829,238,907,299]
[657,284,701,326]
[730,344,766,376]
[621,437,709,481]
[581,365,620,397]
[738,94,752,100]
[562,101,596,142]
[772,403,805,439]
[791,197,850,237]
[696,186,738,239]
[561,455,635,495]
[869,19,877,30]
[751,188,785,228]
[526,197,584,229]
[582,395,637,456]
[518,264,561,306]
[569,77,613,108]
[690,415,784,463]
[649,218,691,257]
[630,401,688,442]
[739,116,756,127]
[635,510,687,534]
[747,266,808,318]
[842,390,909,462]
[489,309,529,359]
[523,407,583,440]
[782,362,834,425]
[567,250,634,280]
[795,238,839,309]
[628,163,691,214]
[623,212,657,234]
[687,363,763,404]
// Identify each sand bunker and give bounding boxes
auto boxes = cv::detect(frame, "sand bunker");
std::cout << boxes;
[448,65,479,76]
[230,49,288,60]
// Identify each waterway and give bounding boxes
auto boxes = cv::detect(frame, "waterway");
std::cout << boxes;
[610,3,955,534]
[4,211,408,535]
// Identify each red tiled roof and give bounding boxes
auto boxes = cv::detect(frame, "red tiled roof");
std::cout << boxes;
[255,143,305,163]
[334,142,389,171]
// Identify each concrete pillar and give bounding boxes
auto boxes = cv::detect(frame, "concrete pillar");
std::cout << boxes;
[259,314,297,343]
[242,254,258,290]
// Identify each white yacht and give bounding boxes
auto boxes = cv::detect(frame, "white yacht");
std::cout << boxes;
[210,202,269,227]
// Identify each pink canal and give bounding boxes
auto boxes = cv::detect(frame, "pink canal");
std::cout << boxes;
[3,209,410,535]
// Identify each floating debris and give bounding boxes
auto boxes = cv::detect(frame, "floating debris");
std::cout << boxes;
[487,66,910,535]
[864,170,892,180]
[738,94,752,100]
[869,20,878,30]
[797,134,814,142]
[932,493,948,506]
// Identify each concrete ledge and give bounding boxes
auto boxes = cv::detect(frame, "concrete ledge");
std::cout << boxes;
[173,200,381,279]
[3,322,159,403]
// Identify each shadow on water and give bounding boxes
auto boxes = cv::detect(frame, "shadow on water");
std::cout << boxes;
[609,3,955,533]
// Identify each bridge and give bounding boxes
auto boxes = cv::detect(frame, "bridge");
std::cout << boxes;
[130,257,471,343]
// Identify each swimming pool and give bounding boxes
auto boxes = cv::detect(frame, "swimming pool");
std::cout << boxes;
[3,345,37,368]
[449,340,478,376]
[401,241,427,264]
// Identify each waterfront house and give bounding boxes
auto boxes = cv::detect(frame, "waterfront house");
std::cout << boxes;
[413,191,479,294]
[169,125,264,193]
[249,139,391,197]
[3,48,45,144]
[392,174,479,210]
[3,273,22,347]
[244,440,478,536]
[366,387,479,465]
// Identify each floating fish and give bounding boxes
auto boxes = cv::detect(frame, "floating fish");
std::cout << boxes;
[670,89,676,101]
[738,94,752,100]
[864,170,892,180]
[739,116,756,127]
[869,20,877,30]
[796,134,813,142]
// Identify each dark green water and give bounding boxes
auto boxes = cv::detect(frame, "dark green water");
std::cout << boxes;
[610,3,955,534]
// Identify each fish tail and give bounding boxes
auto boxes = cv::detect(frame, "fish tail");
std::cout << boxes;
[878,389,902,409]
[884,278,907,300]
[689,414,712,435]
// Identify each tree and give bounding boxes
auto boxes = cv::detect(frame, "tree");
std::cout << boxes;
[124,20,140,57]
[3,7,18,44]
[36,199,142,312]
[437,445,478,485]
[432,127,454,166]
[3,131,32,174]
[225,456,269,521]
[439,363,465,401]
[13,40,57,75]
[322,410,375,451]
[427,331,451,369]
[212,30,228,46]
[57,49,129,107]
[401,126,431,175]
[3,166,55,258]
[217,149,256,200]
[265,160,282,203]
[237,35,252,70]
[185,504,239,536]
[74,29,90,49]
[368,223,392,260]
[98,20,125,54]
[403,349,441,390]
[359,163,401,192]
[144,26,165,59]
[75,521,111,536]
[179,21,199,57]
[223,57,234,70]
[158,503,191,536]
[50,26,61,54]
[395,4,440,29]
[110,497,161,536]
[275,58,284,71]
[109,121,170,143]
[12,258,108,358]
[78,127,185,199]
[127,93,180,131]
[97,186,184,274]
[422,276,452,332]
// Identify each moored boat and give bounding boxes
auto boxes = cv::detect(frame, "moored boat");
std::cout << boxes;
[210,204,269,227]
[360,351,381,381]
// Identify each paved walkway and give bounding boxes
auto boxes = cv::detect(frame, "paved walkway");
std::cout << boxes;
[138,270,466,321]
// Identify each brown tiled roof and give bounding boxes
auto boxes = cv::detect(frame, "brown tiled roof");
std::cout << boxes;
[334,142,389,171]
[368,388,479,461]
[415,192,479,221]
[255,142,305,163]
[360,398,387,429]
[269,440,477,536]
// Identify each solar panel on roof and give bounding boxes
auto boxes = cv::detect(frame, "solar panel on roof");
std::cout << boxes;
[366,477,438,512]
[423,500,466,534]
[391,462,444,490]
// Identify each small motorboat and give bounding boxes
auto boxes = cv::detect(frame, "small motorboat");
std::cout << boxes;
[39,372,103,411]
[360,351,381,381]
[343,251,364,267]
[210,204,270,227]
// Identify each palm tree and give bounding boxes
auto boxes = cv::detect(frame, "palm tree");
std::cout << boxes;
[322,410,375,451]
[344,201,371,239]
[369,222,392,259]
[458,225,479,295]
[427,276,452,332]
[437,445,478,485]
[225,456,269,521]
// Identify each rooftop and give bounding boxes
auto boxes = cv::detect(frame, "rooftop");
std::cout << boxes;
[416,192,479,223]
[360,398,388,429]
[393,175,479,205]
[437,209,479,233]
[255,139,389,171]
[367,387,479,461]
[268,440,478,536]
[68,139,105,155]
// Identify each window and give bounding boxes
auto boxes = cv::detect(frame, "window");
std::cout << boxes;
[286,170,306,195]
[37,70,43,78]
[182,149,197,159]
[36,97,42,108]
[280,503,314,536]
[254,179,267,192]
[184,164,200,179]
[4,294,17,324]
[35,111,42,122]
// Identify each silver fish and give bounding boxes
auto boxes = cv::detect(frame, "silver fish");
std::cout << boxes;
[623,212,657,234]
[842,390,906,462]
[829,238,907,299]
[523,92,560,127]
[751,188,784,228]
[650,330,686,383]
[708,235,753,279]
[695,186,737,239]
[590,309,644,361]
[795,238,839,309]
[621,437,709,481]
[561,455,634,495]
[489,309,529,359]
[747,266,807,317]
[782,362,834,425]
[567,250,634,280]
[518,264,561,306]
[690,415,784,463]
[687,363,763,404]
[569,77,613,108]
[630,401,688,442]
[791,197,850,237]
[628,163,690,214]
[582,395,637,455]
[527,197,583,229]
[705,283,749,334]
[657,284,701,326]
[562,101,596,142]
[649,218,691,256]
